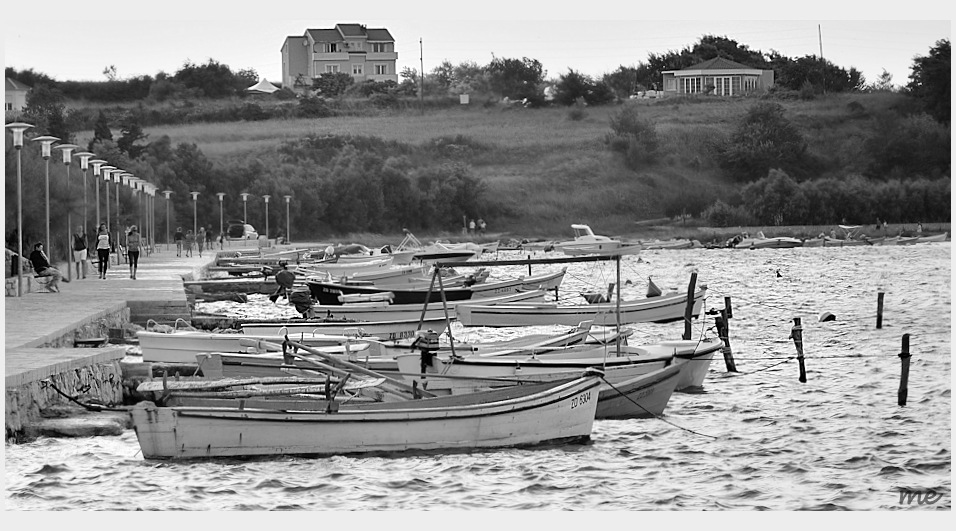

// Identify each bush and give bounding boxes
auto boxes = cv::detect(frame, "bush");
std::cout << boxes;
[703,199,754,227]
[297,95,334,118]
[716,102,811,181]
[606,104,659,168]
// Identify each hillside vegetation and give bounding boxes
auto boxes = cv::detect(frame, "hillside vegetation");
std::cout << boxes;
[66,91,950,239]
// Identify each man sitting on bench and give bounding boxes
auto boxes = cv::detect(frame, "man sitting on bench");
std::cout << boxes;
[29,242,68,292]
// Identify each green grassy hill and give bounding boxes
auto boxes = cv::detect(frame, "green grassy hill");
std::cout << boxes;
[69,91,933,240]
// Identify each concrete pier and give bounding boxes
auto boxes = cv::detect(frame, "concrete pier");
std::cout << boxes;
[4,245,224,440]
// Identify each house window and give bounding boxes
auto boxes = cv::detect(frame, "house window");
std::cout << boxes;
[323,43,339,53]
[743,77,757,92]
[375,64,388,75]
[325,64,340,73]
[372,43,389,53]
[352,64,364,75]
[681,77,702,94]
[714,76,732,96]
[5,103,12,111]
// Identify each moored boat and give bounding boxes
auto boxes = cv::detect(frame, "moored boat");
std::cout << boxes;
[456,286,707,327]
[128,372,603,459]
[239,315,449,340]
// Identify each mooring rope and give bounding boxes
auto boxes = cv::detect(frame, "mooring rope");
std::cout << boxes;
[40,378,130,412]
[599,376,717,439]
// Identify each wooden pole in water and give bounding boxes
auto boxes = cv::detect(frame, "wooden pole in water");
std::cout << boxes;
[790,317,806,383]
[682,272,698,340]
[877,292,885,329]
[718,309,737,372]
[724,296,733,319]
[527,255,532,276]
[898,333,911,406]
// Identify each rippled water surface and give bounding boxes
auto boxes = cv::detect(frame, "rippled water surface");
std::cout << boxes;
[5,245,951,510]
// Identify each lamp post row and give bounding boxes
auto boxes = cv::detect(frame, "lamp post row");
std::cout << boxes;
[5,123,292,297]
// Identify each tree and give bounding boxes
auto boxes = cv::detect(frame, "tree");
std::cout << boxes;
[906,39,950,124]
[717,102,811,181]
[311,72,354,97]
[23,84,72,141]
[868,69,896,92]
[486,56,545,100]
[88,112,113,151]
[117,113,149,159]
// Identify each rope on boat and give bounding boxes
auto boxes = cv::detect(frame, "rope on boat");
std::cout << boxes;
[599,376,716,440]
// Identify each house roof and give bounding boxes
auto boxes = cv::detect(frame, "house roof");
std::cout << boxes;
[6,77,31,91]
[305,25,394,42]
[366,28,394,41]
[306,28,342,42]
[336,23,367,37]
[683,57,755,71]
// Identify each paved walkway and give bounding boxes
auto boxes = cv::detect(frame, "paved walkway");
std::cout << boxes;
[4,244,223,386]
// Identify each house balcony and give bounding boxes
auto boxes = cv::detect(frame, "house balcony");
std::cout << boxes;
[367,52,398,61]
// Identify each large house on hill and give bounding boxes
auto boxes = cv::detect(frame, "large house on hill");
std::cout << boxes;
[281,23,398,90]
[662,57,774,96]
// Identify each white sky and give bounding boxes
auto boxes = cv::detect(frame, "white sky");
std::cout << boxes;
[3,1,951,90]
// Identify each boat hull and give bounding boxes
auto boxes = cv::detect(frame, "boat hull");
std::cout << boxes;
[457,287,707,327]
[239,316,449,341]
[595,364,682,419]
[129,375,602,459]
[308,280,475,306]
[137,331,357,364]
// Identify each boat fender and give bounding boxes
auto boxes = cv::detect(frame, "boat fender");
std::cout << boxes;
[818,312,836,322]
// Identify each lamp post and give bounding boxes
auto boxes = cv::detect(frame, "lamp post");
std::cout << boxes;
[162,190,173,250]
[118,173,130,262]
[284,195,292,244]
[31,135,60,257]
[101,167,116,232]
[89,159,107,227]
[190,192,200,235]
[55,144,78,280]
[263,195,271,241]
[74,151,95,236]
[240,192,250,223]
[5,122,34,297]
[216,193,225,241]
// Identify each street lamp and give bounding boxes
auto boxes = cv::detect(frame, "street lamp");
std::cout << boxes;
[89,159,107,226]
[32,135,60,257]
[263,195,271,241]
[284,195,292,244]
[216,193,225,241]
[190,192,200,235]
[162,190,173,250]
[55,143,78,280]
[240,192,250,223]
[100,167,116,232]
[5,122,34,297]
[116,172,128,261]
[74,151,95,236]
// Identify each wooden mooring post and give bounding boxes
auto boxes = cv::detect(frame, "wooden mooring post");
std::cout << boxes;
[898,333,911,406]
[682,272,698,340]
[877,292,885,329]
[715,307,737,372]
[724,295,733,319]
[790,317,807,383]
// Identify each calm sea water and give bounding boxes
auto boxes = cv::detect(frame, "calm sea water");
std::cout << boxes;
[5,245,951,511]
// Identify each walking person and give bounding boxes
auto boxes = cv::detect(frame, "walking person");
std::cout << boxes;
[126,225,141,280]
[29,242,67,292]
[95,224,112,279]
[468,219,476,235]
[478,218,486,236]
[206,228,215,251]
[184,230,195,257]
[174,227,184,257]
[72,226,89,279]
[197,227,206,258]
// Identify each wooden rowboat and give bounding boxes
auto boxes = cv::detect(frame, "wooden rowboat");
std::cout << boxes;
[456,286,707,327]
[137,330,373,364]
[239,315,449,340]
[128,372,603,459]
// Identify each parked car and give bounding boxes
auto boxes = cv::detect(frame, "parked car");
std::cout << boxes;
[226,220,258,239]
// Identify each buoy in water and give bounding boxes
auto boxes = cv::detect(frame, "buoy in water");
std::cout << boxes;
[819,312,836,322]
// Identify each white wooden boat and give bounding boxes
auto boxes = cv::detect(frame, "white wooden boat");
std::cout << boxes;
[735,236,804,249]
[198,350,398,379]
[640,239,700,250]
[128,372,603,459]
[456,286,707,327]
[917,232,948,243]
[137,330,373,364]
[594,364,682,419]
[296,257,395,278]
[470,268,566,298]
[239,315,449,340]
[311,289,549,322]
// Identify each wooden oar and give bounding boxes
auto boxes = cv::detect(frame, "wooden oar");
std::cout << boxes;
[239,337,434,399]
